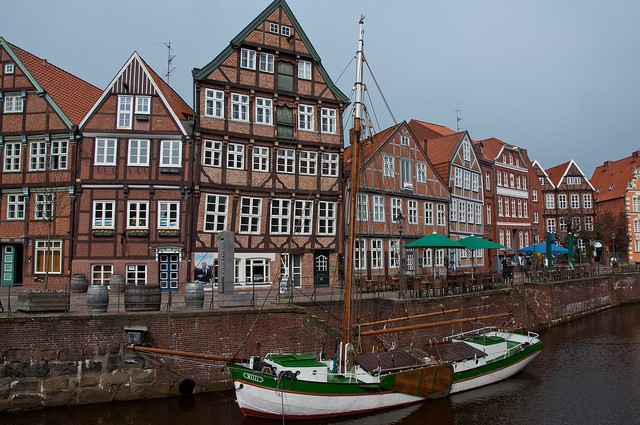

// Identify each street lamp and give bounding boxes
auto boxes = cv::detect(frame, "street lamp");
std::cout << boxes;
[395,212,405,299]
[610,232,616,265]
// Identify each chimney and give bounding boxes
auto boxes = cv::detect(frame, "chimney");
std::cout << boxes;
[603,160,612,167]
[633,150,640,158]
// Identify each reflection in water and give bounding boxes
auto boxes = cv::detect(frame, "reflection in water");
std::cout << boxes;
[2,303,640,425]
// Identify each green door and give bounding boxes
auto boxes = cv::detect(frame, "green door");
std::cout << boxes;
[1,246,15,287]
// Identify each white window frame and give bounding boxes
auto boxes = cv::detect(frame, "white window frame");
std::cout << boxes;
[91,264,113,285]
[34,193,54,221]
[321,152,339,177]
[299,150,317,175]
[270,199,291,234]
[558,194,567,209]
[276,148,295,173]
[204,194,228,232]
[318,201,336,235]
[95,138,117,166]
[269,23,279,34]
[373,196,385,222]
[570,194,580,209]
[127,201,149,229]
[454,167,463,188]
[160,140,182,168]
[383,155,394,177]
[354,239,367,271]
[545,194,555,209]
[450,199,458,223]
[240,48,256,70]
[408,200,418,225]
[135,96,150,114]
[240,197,262,234]
[29,141,47,171]
[370,239,383,270]
[298,104,314,131]
[463,170,471,190]
[34,240,62,274]
[93,200,115,229]
[3,142,21,172]
[389,240,400,269]
[437,204,446,226]
[49,140,68,171]
[259,52,274,73]
[158,201,180,229]
[117,95,133,129]
[391,198,402,223]
[128,139,149,166]
[356,194,369,221]
[255,97,273,125]
[3,95,23,113]
[424,202,434,226]
[294,200,313,235]
[281,25,291,37]
[7,194,25,220]
[252,146,269,172]
[126,264,147,285]
[203,139,222,167]
[547,218,557,234]
[321,108,336,133]
[205,89,224,118]
[227,143,245,170]
[583,193,592,209]
[231,93,249,122]
[472,173,479,192]
[298,60,312,80]
[416,162,427,183]
[4,63,15,74]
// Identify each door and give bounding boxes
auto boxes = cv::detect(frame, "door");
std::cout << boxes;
[314,252,330,287]
[1,245,15,287]
[159,253,179,292]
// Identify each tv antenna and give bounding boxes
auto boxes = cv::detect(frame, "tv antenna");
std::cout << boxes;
[455,108,463,132]
[164,42,176,84]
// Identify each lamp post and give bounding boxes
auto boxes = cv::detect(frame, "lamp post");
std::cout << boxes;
[574,232,582,265]
[610,232,616,265]
[395,212,405,299]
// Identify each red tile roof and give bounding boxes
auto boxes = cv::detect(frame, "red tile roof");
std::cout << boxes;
[8,41,101,125]
[344,125,399,168]
[545,161,571,187]
[474,137,505,162]
[408,119,456,141]
[591,151,640,202]
[138,55,193,120]
[422,132,467,182]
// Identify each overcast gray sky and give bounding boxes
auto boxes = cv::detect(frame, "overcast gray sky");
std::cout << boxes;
[4,0,639,177]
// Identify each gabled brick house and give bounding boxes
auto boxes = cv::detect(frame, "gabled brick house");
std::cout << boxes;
[76,52,193,290]
[0,38,101,289]
[191,0,349,290]
[344,122,450,282]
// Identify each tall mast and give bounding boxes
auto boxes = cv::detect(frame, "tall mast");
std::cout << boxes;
[342,16,366,350]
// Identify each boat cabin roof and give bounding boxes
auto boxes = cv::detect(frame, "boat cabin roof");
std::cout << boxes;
[355,350,423,374]
[424,341,487,362]
[265,353,327,368]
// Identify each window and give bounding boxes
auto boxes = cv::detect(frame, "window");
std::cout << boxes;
[467,203,474,224]
[391,198,402,223]
[318,201,336,235]
[435,249,444,266]
[635,220,640,234]
[249,259,270,285]
[462,142,471,161]
[29,141,47,171]
[354,239,366,271]
[3,142,21,172]
[356,194,369,221]
[4,63,14,74]
[3,95,23,113]
[511,199,516,218]
[633,197,640,212]
[572,217,581,231]
[585,216,594,231]
[499,229,505,246]
[517,175,521,189]
[532,189,538,202]
[227,143,245,169]
[486,204,492,224]
[389,240,400,269]
[401,159,412,188]
[463,170,471,190]
[383,155,394,177]
[450,199,457,222]
[510,173,515,188]
[117,95,133,129]
[34,240,62,274]
[545,194,555,209]
[583,194,592,209]
[276,148,295,173]
[299,151,317,175]
[504,198,510,217]
[523,200,529,218]
[472,173,479,192]
[252,146,269,172]
[570,194,580,209]
[205,89,224,118]
[259,52,274,73]
[270,199,291,234]
[522,176,527,189]
[231,93,249,122]
[240,48,256,70]
[204,194,228,232]
[7,194,25,220]
[497,170,502,186]
[298,60,312,80]
[559,217,568,232]
[276,105,294,139]
[416,163,427,183]
[370,239,383,269]
[408,200,418,225]
[558,194,567,209]
[160,140,182,167]
[321,108,336,133]
[373,196,385,222]
[92,201,114,228]
[127,201,149,229]
[128,139,149,166]
[239,197,262,234]
[498,197,503,217]
[534,211,539,224]
[95,138,117,166]
[135,96,150,114]
[281,25,291,37]
[546,218,557,234]
[485,172,491,191]
[293,200,313,235]
[298,104,314,131]
[203,140,222,167]
[437,204,446,226]
[424,202,433,225]
[34,193,54,220]
[476,204,482,225]
[321,152,339,177]
[91,264,113,285]
[277,61,294,92]
[255,97,273,125]
[454,167,463,187]
[517,199,523,217]
[126,264,147,285]
[48,140,68,170]
[158,201,179,229]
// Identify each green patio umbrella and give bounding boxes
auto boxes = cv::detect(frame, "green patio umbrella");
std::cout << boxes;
[405,233,463,280]
[459,236,508,279]
[567,233,575,269]
[546,233,553,270]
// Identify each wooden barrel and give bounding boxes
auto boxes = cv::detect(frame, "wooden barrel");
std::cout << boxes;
[70,274,88,293]
[184,282,204,309]
[87,285,109,313]
[109,274,125,293]
[124,284,161,312]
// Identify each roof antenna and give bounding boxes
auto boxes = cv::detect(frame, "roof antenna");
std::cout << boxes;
[164,42,176,84]
[455,108,463,132]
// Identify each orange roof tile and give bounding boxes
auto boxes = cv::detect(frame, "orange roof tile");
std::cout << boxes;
[408,119,456,142]
[475,137,505,162]
[8,40,101,125]
[139,55,193,120]
[545,161,571,187]
[591,151,640,202]
[344,125,399,168]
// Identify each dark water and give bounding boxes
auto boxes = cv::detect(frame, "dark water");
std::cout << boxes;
[3,303,640,425]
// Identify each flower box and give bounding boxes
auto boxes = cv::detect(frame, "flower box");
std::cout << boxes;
[93,229,114,237]
[17,291,70,312]
[127,230,149,237]
[158,229,179,237]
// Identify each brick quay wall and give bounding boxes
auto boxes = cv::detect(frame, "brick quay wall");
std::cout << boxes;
[1,273,638,412]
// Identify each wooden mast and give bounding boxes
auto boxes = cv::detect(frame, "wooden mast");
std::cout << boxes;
[342,16,366,350]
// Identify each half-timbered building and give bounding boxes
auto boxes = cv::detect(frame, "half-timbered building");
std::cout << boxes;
[76,52,193,290]
[0,38,101,289]
[191,0,348,290]
[344,122,451,284]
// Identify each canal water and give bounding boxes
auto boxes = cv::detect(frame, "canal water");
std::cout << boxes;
[2,303,640,425]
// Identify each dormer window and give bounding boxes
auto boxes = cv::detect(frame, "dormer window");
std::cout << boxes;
[4,63,15,74]
[608,184,614,191]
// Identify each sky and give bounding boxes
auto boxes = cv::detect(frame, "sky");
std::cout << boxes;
[4,0,640,178]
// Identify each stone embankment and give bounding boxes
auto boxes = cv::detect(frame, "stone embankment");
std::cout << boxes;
[1,272,638,412]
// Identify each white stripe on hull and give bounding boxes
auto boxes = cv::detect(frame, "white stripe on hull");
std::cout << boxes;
[450,351,540,394]
[234,381,424,419]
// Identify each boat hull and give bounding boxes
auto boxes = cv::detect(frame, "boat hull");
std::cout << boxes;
[229,364,429,420]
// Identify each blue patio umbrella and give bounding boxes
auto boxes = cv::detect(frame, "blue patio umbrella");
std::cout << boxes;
[518,242,569,255]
